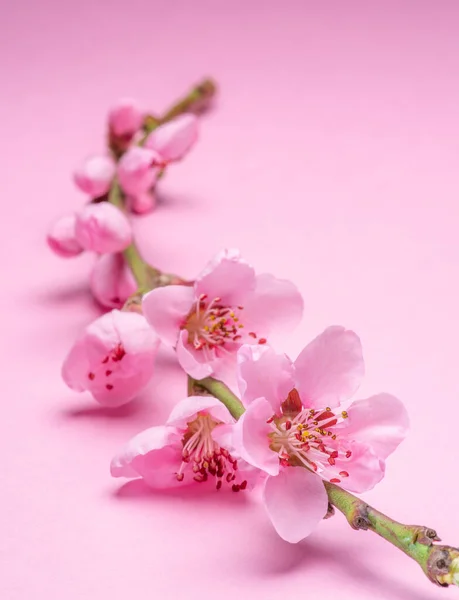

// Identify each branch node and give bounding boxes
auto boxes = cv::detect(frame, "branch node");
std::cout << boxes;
[413,526,441,546]
[350,503,371,530]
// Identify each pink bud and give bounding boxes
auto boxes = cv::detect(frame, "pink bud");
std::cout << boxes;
[75,203,132,254]
[117,146,161,197]
[145,114,198,163]
[47,214,84,258]
[90,253,137,309]
[108,98,143,138]
[128,190,157,214]
[73,155,116,198]
[62,309,160,406]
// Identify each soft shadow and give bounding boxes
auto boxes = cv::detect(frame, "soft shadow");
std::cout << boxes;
[61,400,148,420]
[253,533,438,600]
[153,189,204,210]
[113,478,249,508]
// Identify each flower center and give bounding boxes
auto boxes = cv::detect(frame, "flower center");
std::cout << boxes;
[268,388,351,484]
[176,413,247,492]
[87,343,126,392]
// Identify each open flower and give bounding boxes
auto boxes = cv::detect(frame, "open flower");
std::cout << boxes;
[47,214,83,258]
[62,310,159,407]
[90,253,137,309]
[142,249,304,380]
[230,327,409,543]
[111,396,258,491]
[74,203,132,254]
[73,155,116,198]
[144,114,198,163]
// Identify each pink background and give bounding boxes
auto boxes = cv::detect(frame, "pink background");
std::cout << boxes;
[2,1,459,598]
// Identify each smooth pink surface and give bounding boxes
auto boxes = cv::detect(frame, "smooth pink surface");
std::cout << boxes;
[2,1,459,599]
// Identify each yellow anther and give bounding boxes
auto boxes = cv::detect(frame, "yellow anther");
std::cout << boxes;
[326,407,331,411]
[238,324,244,328]
[342,411,348,419]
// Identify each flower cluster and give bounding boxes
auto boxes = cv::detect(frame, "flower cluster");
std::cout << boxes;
[49,86,415,553]
[47,98,198,309]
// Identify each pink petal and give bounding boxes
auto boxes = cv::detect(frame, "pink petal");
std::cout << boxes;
[90,253,137,309]
[108,98,143,137]
[111,425,186,489]
[74,155,116,198]
[243,274,304,336]
[195,249,256,306]
[145,114,198,163]
[117,146,161,196]
[74,203,132,254]
[176,329,214,380]
[142,285,194,346]
[47,214,83,258]
[294,326,364,408]
[62,310,159,407]
[237,344,295,411]
[166,395,233,428]
[342,393,409,460]
[62,338,88,392]
[321,441,385,493]
[263,468,328,543]
[232,397,279,476]
[128,190,157,214]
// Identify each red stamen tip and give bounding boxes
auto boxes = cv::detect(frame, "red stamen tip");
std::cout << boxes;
[106,384,113,390]
[330,478,341,483]
[88,372,95,380]
[258,338,267,345]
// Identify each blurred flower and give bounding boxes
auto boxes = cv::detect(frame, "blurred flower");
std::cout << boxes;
[73,155,116,198]
[117,146,162,200]
[229,330,409,542]
[142,248,303,380]
[47,214,83,258]
[62,309,159,407]
[111,395,259,490]
[75,203,132,254]
[145,114,198,163]
[108,98,143,138]
[90,253,137,309]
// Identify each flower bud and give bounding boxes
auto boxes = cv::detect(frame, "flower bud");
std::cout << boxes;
[62,310,160,407]
[117,146,161,197]
[73,155,116,198]
[47,214,83,258]
[145,114,198,163]
[75,203,132,254]
[90,253,137,309]
[108,98,143,138]
[128,190,157,214]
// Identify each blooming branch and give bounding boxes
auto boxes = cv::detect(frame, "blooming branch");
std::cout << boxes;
[49,78,459,591]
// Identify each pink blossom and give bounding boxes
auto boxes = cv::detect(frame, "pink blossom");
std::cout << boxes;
[127,190,157,214]
[62,310,159,407]
[90,253,137,309]
[144,114,198,163]
[230,328,409,543]
[47,214,83,258]
[73,155,116,198]
[108,98,143,138]
[117,146,162,198]
[142,249,304,380]
[74,203,132,254]
[111,395,259,490]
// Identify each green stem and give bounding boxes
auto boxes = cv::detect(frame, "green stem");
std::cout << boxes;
[108,180,160,290]
[189,376,245,420]
[325,481,459,587]
[143,77,217,134]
